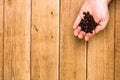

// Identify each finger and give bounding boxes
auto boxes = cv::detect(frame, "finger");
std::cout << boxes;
[85,33,93,41]
[74,27,81,36]
[89,30,96,38]
[73,15,82,29]
[92,30,96,36]
[78,31,86,39]
[84,28,98,41]
[95,19,108,33]
[73,10,84,29]
[95,25,105,33]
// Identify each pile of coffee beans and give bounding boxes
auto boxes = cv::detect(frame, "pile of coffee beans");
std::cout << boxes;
[79,12,98,33]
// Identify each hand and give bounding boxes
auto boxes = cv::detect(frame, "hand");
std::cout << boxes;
[73,0,110,41]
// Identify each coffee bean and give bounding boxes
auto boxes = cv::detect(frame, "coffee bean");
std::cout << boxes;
[79,11,98,33]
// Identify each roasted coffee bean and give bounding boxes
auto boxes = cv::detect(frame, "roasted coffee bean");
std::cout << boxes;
[79,11,98,33]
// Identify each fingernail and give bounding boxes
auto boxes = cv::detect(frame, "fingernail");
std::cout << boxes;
[78,34,83,39]
[74,31,77,36]
[85,36,89,41]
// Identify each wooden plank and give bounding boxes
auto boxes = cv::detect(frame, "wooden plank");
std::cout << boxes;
[60,0,86,80]
[31,0,59,80]
[87,1,115,80]
[115,0,120,80]
[0,0,3,80]
[4,0,30,80]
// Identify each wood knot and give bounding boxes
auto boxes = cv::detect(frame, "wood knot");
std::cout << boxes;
[33,25,39,32]
[7,0,12,5]
[51,35,54,38]
[51,12,54,15]
[8,0,11,1]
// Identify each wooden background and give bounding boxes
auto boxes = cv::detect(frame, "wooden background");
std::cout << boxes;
[0,0,120,80]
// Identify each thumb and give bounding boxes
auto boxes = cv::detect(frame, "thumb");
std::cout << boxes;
[95,19,109,33]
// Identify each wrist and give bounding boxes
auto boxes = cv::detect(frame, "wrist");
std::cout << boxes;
[86,0,111,5]
[102,0,111,5]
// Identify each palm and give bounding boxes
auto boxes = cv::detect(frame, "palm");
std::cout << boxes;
[73,0,109,41]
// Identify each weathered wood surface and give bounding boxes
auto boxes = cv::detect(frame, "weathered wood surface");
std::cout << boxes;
[0,0,119,80]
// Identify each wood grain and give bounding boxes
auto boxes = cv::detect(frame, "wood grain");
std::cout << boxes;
[4,0,30,80]
[0,0,3,80]
[87,1,115,80]
[60,0,86,80]
[0,0,118,80]
[31,0,59,80]
[115,0,120,80]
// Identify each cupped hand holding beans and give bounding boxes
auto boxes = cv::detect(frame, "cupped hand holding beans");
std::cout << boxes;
[73,0,112,41]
